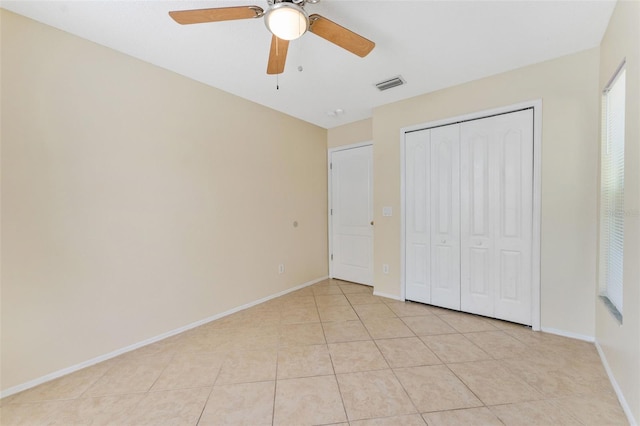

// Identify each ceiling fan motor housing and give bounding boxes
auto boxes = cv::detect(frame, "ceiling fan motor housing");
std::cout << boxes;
[268,0,319,6]
[264,1,310,40]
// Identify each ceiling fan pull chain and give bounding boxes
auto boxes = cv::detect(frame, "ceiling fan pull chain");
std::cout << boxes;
[276,37,280,89]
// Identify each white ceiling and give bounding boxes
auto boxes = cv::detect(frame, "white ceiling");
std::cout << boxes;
[1,0,616,129]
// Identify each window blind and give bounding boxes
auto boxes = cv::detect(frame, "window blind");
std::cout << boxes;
[599,67,626,317]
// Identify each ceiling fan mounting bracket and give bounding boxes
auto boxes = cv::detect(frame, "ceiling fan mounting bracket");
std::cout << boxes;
[267,0,319,7]
[249,6,265,18]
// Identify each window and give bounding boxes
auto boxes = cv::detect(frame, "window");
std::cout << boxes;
[599,63,626,321]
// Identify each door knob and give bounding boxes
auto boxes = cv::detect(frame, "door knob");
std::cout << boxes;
[370,221,374,226]
[441,239,446,244]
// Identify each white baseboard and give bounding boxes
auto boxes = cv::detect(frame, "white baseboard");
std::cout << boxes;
[373,291,404,301]
[540,326,595,342]
[0,276,328,399]
[595,341,637,426]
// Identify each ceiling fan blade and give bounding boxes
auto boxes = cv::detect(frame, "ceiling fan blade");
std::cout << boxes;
[267,35,289,75]
[169,6,263,25]
[308,14,374,57]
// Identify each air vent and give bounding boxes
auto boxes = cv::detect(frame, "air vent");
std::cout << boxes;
[375,75,406,91]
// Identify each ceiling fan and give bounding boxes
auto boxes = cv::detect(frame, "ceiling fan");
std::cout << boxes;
[169,0,375,75]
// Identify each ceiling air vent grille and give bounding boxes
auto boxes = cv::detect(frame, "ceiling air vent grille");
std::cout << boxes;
[375,76,405,91]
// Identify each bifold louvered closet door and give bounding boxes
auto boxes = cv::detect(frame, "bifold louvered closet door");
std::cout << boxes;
[405,109,533,325]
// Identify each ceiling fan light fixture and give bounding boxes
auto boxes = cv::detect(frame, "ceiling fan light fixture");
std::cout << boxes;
[264,2,309,41]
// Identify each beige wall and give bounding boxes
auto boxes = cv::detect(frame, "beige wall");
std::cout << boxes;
[326,51,602,337]
[327,118,372,148]
[0,10,328,392]
[327,5,639,419]
[367,48,601,337]
[596,0,640,422]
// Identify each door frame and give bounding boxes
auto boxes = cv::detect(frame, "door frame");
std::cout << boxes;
[328,141,374,283]
[400,100,542,330]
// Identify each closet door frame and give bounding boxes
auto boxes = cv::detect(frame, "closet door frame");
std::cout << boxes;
[400,100,542,331]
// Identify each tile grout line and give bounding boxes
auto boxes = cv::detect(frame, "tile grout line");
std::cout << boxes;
[145,351,178,393]
[194,345,226,425]
[75,357,122,400]
[272,298,287,426]
[194,384,216,426]
[324,282,355,424]
[343,281,426,422]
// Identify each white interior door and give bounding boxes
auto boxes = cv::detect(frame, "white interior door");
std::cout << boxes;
[404,125,460,309]
[460,119,494,316]
[404,108,534,325]
[405,131,431,303]
[330,145,373,285]
[429,125,461,310]
[460,109,533,325]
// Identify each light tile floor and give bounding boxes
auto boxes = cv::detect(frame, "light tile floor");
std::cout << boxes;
[0,279,629,425]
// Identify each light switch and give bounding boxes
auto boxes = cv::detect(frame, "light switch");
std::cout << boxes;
[382,206,393,217]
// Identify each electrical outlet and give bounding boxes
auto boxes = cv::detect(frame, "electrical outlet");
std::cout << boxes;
[383,264,389,274]
[278,264,285,274]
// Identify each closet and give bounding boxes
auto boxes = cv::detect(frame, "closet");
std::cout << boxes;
[404,108,534,325]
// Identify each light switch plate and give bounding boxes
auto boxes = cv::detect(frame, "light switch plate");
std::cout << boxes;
[382,206,392,217]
